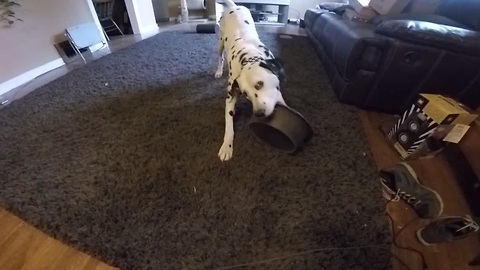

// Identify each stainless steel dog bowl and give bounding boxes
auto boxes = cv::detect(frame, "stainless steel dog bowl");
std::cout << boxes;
[248,104,313,153]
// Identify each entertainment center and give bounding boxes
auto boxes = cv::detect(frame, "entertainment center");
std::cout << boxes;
[215,0,290,24]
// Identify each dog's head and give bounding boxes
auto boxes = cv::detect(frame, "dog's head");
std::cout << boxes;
[236,58,286,118]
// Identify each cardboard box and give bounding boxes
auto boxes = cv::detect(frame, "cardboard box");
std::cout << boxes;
[385,94,478,159]
[369,0,411,15]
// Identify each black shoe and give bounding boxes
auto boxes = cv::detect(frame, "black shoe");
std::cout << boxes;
[379,162,444,219]
[416,215,479,246]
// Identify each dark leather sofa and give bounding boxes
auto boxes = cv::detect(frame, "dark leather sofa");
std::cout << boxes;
[303,0,480,114]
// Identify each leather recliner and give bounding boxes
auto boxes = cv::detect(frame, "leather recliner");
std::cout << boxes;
[303,0,480,114]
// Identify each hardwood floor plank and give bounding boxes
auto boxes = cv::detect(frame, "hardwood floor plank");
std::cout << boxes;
[0,213,24,248]
[19,237,65,270]
[82,257,105,270]
[0,222,34,270]
[48,247,90,270]
[0,209,117,270]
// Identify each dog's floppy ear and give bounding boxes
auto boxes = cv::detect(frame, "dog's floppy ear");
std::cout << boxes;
[233,76,247,96]
[259,58,286,84]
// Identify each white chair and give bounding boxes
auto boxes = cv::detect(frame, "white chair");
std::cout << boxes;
[65,22,107,63]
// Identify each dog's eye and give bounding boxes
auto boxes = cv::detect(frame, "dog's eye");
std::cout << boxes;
[255,81,264,90]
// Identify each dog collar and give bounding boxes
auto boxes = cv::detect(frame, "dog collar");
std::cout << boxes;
[241,56,264,66]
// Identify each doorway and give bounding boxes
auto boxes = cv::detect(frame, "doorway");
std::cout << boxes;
[152,0,170,23]
[86,0,160,38]
[91,0,132,39]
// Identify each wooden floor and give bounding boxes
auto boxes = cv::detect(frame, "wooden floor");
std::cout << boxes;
[1,23,479,270]
[359,111,480,270]
[0,208,117,270]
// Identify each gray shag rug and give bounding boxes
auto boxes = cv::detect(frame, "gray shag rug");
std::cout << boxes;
[0,30,391,270]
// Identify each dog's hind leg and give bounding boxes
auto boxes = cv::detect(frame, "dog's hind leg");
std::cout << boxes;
[218,79,238,161]
[214,36,225,78]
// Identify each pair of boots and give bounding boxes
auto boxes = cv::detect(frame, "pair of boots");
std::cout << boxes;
[379,162,479,246]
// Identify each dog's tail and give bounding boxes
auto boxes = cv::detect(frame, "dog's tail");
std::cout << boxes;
[223,0,237,8]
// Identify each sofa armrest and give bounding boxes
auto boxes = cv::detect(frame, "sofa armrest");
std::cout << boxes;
[309,13,391,79]
[375,20,480,56]
[304,8,330,29]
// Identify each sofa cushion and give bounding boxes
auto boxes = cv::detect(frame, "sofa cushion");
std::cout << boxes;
[369,13,468,29]
[375,20,480,57]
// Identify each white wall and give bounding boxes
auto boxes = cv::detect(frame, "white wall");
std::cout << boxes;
[125,0,159,34]
[166,0,208,20]
[289,0,346,19]
[0,0,102,93]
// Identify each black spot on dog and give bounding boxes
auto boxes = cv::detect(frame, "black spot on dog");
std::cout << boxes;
[259,44,265,48]
[254,93,258,98]
[229,72,232,76]
[229,62,232,70]
[263,102,266,105]
[231,54,235,60]
[229,110,234,116]
[229,144,232,147]
[239,52,248,62]
[276,86,280,91]
[229,10,234,14]
[236,8,240,10]
[255,81,264,90]
[235,37,241,41]
[248,67,251,70]
[228,81,232,86]
[231,45,234,50]
[244,20,249,24]
[225,37,228,42]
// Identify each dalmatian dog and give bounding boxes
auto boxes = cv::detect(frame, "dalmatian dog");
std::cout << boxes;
[215,0,287,161]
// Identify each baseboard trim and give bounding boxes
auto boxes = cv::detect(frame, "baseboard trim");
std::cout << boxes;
[0,58,65,96]
[140,23,159,34]
[169,15,209,22]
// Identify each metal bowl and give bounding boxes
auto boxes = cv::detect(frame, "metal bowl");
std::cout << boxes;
[248,104,313,153]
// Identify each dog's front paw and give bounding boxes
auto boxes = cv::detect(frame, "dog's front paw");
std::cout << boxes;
[218,142,233,161]
[214,70,223,78]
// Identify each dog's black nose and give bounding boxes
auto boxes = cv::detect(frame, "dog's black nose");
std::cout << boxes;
[254,109,266,117]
